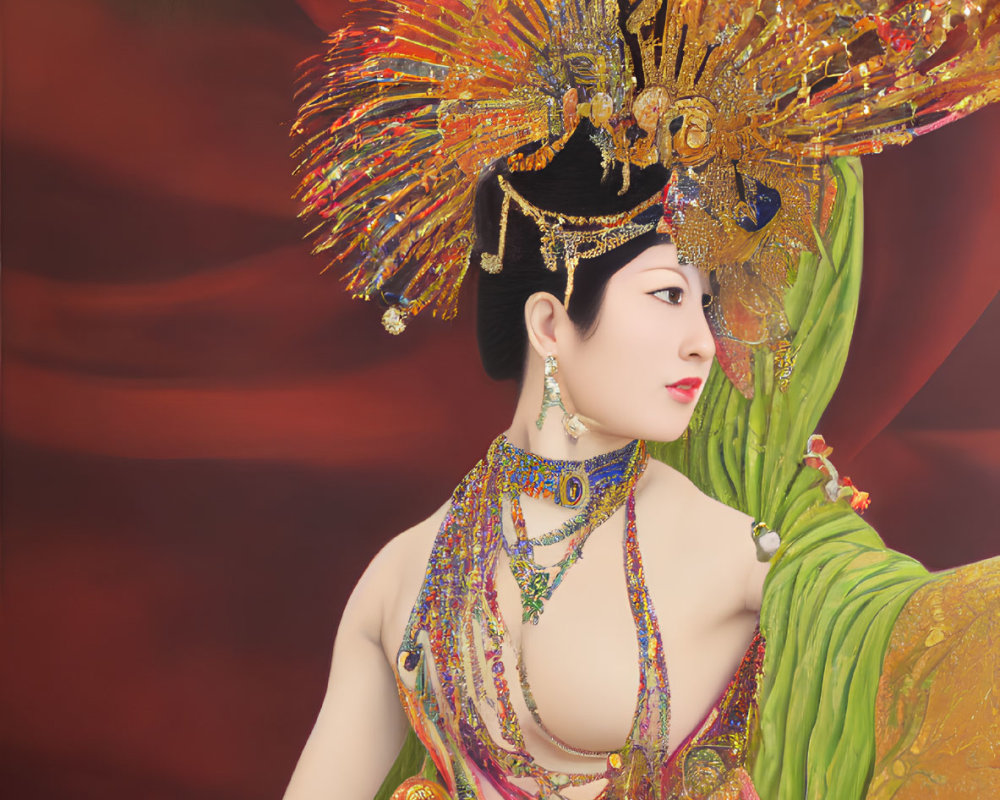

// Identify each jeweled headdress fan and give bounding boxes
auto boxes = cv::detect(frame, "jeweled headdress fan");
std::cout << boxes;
[293,0,999,393]
[292,0,634,326]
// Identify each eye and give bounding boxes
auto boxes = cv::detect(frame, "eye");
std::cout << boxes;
[652,287,684,305]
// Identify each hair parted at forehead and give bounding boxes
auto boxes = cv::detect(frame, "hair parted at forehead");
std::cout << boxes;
[293,0,1000,394]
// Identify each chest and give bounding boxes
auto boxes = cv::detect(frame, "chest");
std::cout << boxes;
[391,495,757,764]
[496,511,757,758]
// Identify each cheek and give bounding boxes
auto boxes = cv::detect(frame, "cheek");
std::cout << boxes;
[585,309,651,374]
[611,306,675,369]
[575,308,664,399]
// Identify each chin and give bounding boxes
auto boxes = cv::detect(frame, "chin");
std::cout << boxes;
[640,424,691,444]
[605,414,694,445]
[642,403,700,443]
[584,399,698,444]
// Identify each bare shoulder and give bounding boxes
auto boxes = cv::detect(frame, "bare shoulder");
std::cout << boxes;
[638,459,769,611]
[637,458,753,539]
[369,500,448,582]
[360,499,451,661]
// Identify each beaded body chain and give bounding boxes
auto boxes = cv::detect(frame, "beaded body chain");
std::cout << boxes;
[395,436,765,799]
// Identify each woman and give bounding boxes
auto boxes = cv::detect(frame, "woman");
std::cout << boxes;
[285,0,1000,797]
[288,121,771,798]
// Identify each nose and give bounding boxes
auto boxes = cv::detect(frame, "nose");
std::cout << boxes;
[681,300,716,362]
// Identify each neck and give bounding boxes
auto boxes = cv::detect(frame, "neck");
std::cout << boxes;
[505,355,633,461]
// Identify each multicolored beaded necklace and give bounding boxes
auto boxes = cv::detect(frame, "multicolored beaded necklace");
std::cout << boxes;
[495,437,648,624]
[397,435,679,799]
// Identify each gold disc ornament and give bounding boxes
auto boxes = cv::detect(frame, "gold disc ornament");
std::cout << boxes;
[389,776,451,800]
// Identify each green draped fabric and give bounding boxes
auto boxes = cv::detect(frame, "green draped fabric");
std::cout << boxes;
[375,158,933,800]
[373,728,430,800]
[651,157,932,799]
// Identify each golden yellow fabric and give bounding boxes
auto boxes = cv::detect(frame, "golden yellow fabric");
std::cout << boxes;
[867,557,1000,799]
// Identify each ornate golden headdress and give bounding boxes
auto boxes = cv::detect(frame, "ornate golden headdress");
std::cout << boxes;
[293,0,999,393]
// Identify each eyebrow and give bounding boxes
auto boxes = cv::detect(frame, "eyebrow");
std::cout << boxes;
[640,264,691,286]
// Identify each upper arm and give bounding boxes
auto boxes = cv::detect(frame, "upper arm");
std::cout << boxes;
[744,556,770,613]
[283,543,410,800]
[708,499,768,614]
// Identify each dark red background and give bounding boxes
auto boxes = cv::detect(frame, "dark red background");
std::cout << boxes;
[1,1,998,796]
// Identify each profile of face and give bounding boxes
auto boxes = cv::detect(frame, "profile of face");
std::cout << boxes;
[553,243,715,444]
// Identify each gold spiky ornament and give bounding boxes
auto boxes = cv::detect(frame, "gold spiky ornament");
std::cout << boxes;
[293,0,1000,394]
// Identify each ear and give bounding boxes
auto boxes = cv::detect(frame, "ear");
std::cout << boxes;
[524,291,572,359]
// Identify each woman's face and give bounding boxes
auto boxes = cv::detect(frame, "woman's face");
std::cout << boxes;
[557,243,715,443]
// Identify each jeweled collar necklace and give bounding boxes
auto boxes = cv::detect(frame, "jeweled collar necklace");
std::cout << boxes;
[495,435,644,509]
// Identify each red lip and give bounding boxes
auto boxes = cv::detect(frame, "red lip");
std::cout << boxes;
[667,377,703,390]
[666,377,703,403]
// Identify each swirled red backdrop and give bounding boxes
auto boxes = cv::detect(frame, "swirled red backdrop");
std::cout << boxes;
[2,1,998,796]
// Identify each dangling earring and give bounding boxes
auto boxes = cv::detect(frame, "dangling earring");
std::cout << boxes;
[536,355,588,439]
[536,355,563,430]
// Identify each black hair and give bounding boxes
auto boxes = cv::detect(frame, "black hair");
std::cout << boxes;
[474,121,671,381]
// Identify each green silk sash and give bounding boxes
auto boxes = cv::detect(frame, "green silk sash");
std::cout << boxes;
[652,157,933,799]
